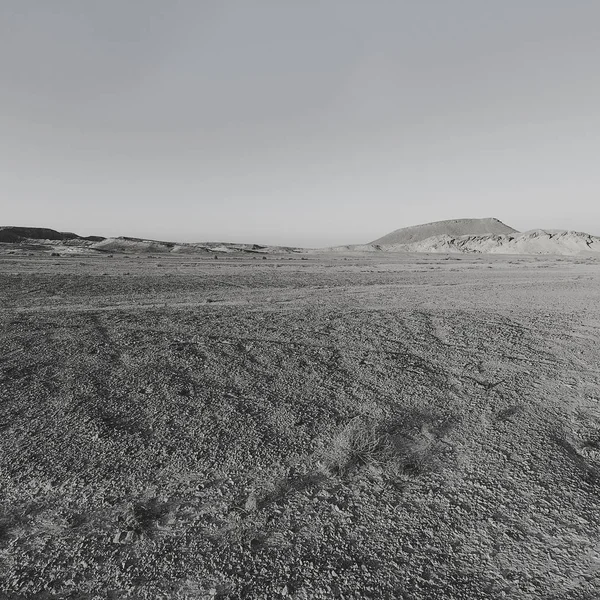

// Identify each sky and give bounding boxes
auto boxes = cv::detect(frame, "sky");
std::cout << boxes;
[1,1,599,246]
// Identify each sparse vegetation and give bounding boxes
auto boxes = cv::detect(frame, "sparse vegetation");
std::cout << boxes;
[320,410,457,478]
[494,404,524,423]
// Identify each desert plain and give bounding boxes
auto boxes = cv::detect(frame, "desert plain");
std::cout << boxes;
[1,250,600,599]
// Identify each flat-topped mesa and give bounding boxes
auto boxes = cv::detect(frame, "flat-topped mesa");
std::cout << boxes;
[371,218,518,245]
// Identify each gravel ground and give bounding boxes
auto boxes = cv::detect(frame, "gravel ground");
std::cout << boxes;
[1,251,599,599]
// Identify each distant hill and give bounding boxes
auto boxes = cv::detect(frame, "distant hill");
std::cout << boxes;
[0,226,104,243]
[399,229,600,255]
[0,226,300,255]
[329,228,600,256]
[3,221,599,257]
[371,218,517,245]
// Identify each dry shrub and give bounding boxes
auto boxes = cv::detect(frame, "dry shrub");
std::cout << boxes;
[323,417,387,475]
[322,409,457,478]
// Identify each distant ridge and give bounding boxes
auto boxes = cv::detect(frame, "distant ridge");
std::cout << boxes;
[2,221,599,257]
[0,226,301,255]
[376,229,600,255]
[371,218,517,245]
[0,226,105,243]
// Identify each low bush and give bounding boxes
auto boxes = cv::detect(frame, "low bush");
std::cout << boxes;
[322,409,457,478]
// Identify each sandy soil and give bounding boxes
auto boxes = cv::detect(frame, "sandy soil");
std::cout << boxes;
[1,251,599,599]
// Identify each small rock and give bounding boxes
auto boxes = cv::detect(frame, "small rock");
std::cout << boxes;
[112,530,137,544]
[244,494,257,512]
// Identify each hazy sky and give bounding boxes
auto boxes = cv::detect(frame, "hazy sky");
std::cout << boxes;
[1,1,599,246]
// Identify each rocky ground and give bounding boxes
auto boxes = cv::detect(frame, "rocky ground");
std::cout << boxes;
[1,251,599,599]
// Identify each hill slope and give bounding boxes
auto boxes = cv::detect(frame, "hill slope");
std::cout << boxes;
[366,230,600,255]
[407,229,600,255]
[371,218,517,245]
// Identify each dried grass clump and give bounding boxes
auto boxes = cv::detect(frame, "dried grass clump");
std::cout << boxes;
[322,410,457,478]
